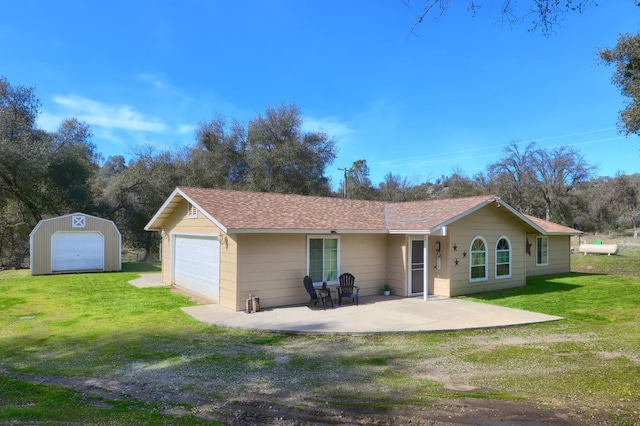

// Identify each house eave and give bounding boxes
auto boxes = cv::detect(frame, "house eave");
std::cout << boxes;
[144,188,229,234]
[388,230,430,235]
[228,228,388,234]
[543,231,584,236]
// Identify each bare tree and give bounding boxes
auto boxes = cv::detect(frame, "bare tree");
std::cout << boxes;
[405,0,604,36]
[529,145,595,222]
[487,141,539,214]
[488,142,595,224]
[379,172,420,201]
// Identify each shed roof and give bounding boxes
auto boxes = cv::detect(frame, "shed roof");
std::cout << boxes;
[145,187,582,236]
[30,212,120,237]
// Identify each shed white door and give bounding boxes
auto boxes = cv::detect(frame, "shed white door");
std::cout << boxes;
[173,235,220,301]
[51,232,104,272]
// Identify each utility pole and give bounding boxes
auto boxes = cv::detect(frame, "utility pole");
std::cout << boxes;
[338,167,349,198]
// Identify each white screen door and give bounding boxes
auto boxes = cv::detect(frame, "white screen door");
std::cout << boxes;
[410,237,425,295]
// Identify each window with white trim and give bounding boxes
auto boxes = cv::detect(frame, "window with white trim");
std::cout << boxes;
[187,203,198,218]
[536,236,548,266]
[470,237,488,281]
[307,236,339,284]
[495,236,511,278]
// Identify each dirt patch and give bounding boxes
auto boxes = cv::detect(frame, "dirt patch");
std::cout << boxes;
[1,367,585,425]
[170,286,213,305]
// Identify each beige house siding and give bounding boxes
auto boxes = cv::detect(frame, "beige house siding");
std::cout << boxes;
[30,214,121,275]
[339,234,388,296]
[446,207,527,297]
[434,278,451,297]
[219,234,238,311]
[430,235,450,295]
[236,233,306,310]
[526,234,571,277]
[234,233,388,311]
[387,234,408,297]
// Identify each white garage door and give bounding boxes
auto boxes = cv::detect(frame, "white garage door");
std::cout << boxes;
[174,235,220,301]
[51,232,104,272]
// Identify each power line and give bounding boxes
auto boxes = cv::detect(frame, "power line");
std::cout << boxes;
[372,128,622,170]
[337,167,350,198]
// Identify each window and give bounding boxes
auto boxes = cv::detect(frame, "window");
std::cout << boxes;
[495,237,511,278]
[536,236,548,266]
[187,203,198,218]
[470,237,487,281]
[308,236,339,284]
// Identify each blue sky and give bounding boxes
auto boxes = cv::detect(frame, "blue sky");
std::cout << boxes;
[2,1,639,190]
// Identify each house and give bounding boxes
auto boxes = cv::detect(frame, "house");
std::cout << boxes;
[145,187,581,311]
[30,213,122,275]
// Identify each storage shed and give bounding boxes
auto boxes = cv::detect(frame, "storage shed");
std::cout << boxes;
[30,213,122,275]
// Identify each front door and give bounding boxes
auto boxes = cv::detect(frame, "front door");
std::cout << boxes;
[409,237,426,295]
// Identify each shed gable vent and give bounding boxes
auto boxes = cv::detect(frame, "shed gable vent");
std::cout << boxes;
[188,203,198,218]
[72,215,86,228]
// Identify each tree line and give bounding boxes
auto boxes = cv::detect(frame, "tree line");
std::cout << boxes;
[2,73,639,268]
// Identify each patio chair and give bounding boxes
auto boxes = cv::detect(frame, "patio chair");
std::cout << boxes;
[303,276,334,310]
[337,273,359,306]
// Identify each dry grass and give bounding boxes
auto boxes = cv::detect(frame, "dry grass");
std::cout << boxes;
[1,254,639,424]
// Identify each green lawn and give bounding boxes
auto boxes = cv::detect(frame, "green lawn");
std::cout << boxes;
[1,261,639,424]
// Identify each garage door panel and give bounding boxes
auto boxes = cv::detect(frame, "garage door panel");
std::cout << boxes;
[51,232,104,271]
[174,235,220,301]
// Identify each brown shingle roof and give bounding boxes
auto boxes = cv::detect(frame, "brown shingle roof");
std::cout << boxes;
[180,187,387,231]
[524,214,582,235]
[146,187,580,236]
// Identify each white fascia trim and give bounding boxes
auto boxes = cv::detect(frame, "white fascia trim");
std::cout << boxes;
[228,228,388,234]
[176,192,228,234]
[172,232,220,238]
[144,187,182,231]
[429,196,547,236]
[143,188,229,234]
[495,198,547,234]
[432,198,498,232]
[388,230,430,235]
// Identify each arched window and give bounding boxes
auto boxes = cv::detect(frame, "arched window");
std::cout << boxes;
[495,236,511,279]
[470,237,487,282]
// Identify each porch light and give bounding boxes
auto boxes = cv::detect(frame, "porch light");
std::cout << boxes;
[435,241,441,252]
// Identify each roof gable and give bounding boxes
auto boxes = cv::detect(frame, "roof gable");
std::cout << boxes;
[385,195,496,233]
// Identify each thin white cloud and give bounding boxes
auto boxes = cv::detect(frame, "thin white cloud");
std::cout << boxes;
[138,73,171,90]
[36,111,64,132]
[51,95,167,132]
[177,124,197,135]
[303,116,353,141]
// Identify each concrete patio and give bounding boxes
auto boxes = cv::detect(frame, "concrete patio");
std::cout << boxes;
[129,273,563,334]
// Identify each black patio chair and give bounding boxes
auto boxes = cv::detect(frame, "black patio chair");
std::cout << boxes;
[337,273,359,306]
[303,276,334,310]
